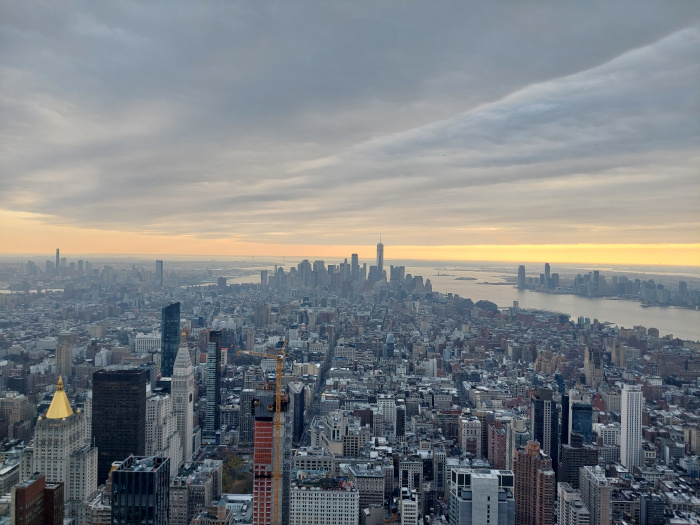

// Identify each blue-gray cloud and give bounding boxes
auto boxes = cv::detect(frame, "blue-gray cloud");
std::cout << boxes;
[1,1,699,246]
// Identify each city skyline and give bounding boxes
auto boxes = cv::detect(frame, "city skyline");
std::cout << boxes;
[1,2,699,266]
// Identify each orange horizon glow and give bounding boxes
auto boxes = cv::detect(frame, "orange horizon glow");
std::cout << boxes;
[0,217,700,266]
[1,210,699,266]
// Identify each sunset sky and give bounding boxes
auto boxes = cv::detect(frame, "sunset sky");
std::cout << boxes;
[1,2,699,265]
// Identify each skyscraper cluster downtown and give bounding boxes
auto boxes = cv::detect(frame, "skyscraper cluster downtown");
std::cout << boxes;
[2,243,698,525]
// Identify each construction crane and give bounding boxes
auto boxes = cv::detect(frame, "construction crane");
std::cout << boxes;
[237,339,288,525]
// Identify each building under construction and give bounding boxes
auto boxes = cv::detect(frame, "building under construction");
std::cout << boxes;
[252,391,291,525]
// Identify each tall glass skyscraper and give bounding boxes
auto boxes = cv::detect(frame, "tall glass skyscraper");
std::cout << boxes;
[160,302,180,377]
[92,369,147,484]
[376,241,384,277]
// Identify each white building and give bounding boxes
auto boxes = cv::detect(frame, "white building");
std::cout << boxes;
[579,466,611,525]
[593,423,620,446]
[448,468,515,525]
[620,383,643,469]
[31,378,98,510]
[289,478,359,525]
[172,341,195,463]
[134,332,161,355]
[146,393,182,478]
[558,482,591,525]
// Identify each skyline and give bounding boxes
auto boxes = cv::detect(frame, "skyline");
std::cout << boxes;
[1,2,699,265]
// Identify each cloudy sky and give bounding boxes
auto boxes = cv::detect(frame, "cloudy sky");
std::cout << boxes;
[1,1,699,263]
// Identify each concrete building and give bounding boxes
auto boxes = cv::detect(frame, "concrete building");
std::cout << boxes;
[448,468,515,525]
[289,476,359,525]
[558,482,590,525]
[111,456,170,525]
[31,377,98,507]
[579,466,611,525]
[513,441,555,525]
[172,339,195,463]
[621,383,643,469]
[146,393,182,478]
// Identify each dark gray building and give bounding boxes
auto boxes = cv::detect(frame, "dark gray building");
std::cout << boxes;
[111,456,170,525]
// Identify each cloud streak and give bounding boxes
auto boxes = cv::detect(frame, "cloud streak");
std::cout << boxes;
[1,2,699,248]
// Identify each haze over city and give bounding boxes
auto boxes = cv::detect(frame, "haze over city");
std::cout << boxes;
[1,2,699,265]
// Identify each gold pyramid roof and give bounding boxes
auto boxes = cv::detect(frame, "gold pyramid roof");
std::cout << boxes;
[45,376,74,419]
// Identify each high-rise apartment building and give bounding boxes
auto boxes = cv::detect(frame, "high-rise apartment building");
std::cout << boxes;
[239,389,255,445]
[288,382,305,445]
[92,368,147,484]
[513,441,555,525]
[160,302,181,377]
[32,377,98,505]
[111,456,170,525]
[253,392,287,525]
[172,339,195,463]
[169,459,223,525]
[449,468,515,525]
[376,241,384,278]
[155,259,163,287]
[579,466,611,525]
[557,483,590,525]
[621,383,643,469]
[518,265,526,289]
[204,330,222,439]
[506,417,531,470]
[532,387,559,472]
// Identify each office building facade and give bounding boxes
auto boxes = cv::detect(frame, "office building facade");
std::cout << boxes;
[160,302,181,377]
[92,368,147,484]
[111,456,170,525]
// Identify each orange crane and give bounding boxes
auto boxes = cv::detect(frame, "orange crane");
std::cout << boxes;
[237,339,288,525]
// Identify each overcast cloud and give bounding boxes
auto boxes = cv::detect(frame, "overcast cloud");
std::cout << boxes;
[1,1,699,247]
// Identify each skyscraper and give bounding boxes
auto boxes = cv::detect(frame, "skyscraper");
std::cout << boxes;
[518,265,526,289]
[376,240,384,278]
[56,339,73,380]
[532,387,559,473]
[92,368,147,484]
[155,259,163,287]
[583,346,604,390]
[449,468,515,525]
[55,249,60,276]
[351,253,359,280]
[239,389,255,445]
[204,330,222,439]
[544,263,551,288]
[32,377,98,504]
[160,302,181,377]
[253,392,286,525]
[620,383,643,469]
[172,338,195,463]
[579,466,611,525]
[111,456,170,525]
[513,441,555,525]
[146,393,182,478]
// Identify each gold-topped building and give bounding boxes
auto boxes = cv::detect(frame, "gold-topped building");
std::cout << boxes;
[24,377,98,517]
[45,376,73,419]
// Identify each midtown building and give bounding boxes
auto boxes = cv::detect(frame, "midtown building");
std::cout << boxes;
[11,474,64,525]
[557,482,590,525]
[621,383,643,469]
[513,441,555,525]
[558,433,598,489]
[579,465,611,525]
[252,392,287,525]
[172,338,195,463]
[204,330,222,439]
[92,368,147,484]
[111,456,170,525]
[31,377,98,508]
[448,468,515,525]
[146,392,182,478]
[169,459,223,525]
[532,387,559,472]
[289,476,359,525]
[160,302,181,377]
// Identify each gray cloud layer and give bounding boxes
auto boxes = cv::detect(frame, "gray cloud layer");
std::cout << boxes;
[1,1,699,245]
